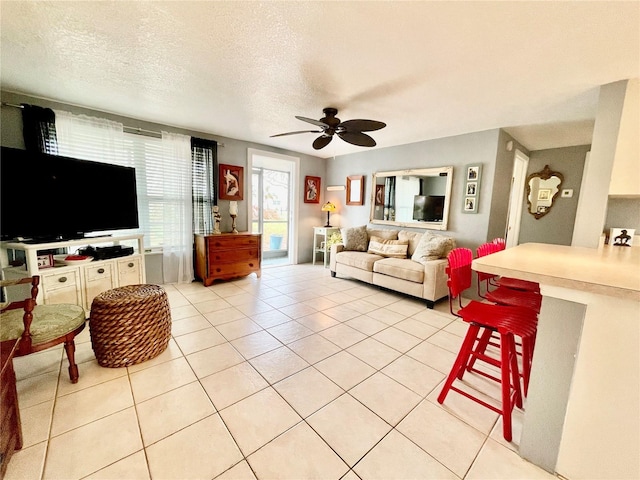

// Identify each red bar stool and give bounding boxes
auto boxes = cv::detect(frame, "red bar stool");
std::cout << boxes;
[490,238,540,293]
[438,248,537,441]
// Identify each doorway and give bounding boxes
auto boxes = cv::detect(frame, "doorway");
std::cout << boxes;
[505,149,529,248]
[247,149,299,266]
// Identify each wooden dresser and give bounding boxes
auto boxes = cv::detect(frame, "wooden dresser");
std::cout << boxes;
[195,233,262,286]
[0,338,22,479]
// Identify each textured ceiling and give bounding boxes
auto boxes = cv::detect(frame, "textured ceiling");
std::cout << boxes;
[1,1,638,158]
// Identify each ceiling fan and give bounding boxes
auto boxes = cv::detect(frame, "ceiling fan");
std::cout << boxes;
[271,107,386,150]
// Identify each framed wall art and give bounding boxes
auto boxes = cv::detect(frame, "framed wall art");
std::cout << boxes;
[462,164,482,214]
[304,176,321,203]
[219,164,244,201]
[346,175,364,206]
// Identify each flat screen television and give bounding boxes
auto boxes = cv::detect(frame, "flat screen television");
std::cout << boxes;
[1,146,139,242]
[413,195,445,222]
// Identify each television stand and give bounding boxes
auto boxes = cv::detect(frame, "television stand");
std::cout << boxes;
[0,234,145,312]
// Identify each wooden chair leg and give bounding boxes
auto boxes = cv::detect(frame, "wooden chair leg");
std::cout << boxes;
[64,340,80,384]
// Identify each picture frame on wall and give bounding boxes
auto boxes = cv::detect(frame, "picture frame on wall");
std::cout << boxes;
[464,197,477,213]
[466,182,477,196]
[304,176,321,203]
[462,164,482,214]
[346,175,364,206]
[219,164,244,201]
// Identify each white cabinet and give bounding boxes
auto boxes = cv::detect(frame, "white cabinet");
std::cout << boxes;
[312,227,340,268]
[0,234,145,312]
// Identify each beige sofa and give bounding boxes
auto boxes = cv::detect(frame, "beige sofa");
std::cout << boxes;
[329,227,454,309]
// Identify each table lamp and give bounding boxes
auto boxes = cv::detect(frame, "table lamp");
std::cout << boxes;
[321,201,336,227]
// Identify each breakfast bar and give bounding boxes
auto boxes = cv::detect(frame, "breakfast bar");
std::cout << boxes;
[473,243,640,479]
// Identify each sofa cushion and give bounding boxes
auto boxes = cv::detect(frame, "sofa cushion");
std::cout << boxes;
[366,228,399,241]
[411,233,456,265]
[398,231,423,257]
[374,257,425,283]
[335,251,383,271]
[367,236,409,258]
[341,225,368,251]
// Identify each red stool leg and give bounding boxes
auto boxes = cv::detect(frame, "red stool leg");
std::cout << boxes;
[438,324,481,404]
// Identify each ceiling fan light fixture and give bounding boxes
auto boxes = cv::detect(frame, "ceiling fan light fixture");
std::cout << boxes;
[272,107,386,150]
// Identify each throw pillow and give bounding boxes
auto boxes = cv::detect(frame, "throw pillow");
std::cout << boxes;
[411,233,456,264]
[366,228,399,241]
[398,231,423,257]
[341,225,368,252]
[367,236,409,258]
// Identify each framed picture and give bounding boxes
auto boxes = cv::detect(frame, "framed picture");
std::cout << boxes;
[375,184,385,206]
[538,189,551,201]
[463,164,482,214]
[346,175,364,206]
[466,165,481,181]
[466,182,477,196]
[219,164,244,201]
[304,176,321,203]
[609,227,635,247]
[37,253,54,269]
[463,197,477,213]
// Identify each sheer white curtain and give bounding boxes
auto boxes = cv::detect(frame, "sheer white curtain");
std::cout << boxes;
[161,131,194,284]
[54,110,127,165]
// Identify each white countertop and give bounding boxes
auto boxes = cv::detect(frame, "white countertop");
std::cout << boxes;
[472,242,640,301]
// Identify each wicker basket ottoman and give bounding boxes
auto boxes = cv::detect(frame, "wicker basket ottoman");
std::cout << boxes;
[90,284,171,368]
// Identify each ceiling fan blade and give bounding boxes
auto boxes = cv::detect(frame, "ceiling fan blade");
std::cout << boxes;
[337,131,377,147]
[270,130,322,138]
[296,116,330,128]
[313,135,333,150]
[339,119,386,132]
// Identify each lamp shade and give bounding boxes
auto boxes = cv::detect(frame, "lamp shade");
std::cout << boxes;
[321,202,337,212]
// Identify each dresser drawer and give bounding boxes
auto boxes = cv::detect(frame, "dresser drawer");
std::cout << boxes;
[84,262,113,281]
[206,235,260,250]
[208,247,260,266]
[207,261,260,279]
[41,269,79,291]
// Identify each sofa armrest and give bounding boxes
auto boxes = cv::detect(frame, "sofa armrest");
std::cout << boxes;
[330,244,344,271]
[422,258,449,302]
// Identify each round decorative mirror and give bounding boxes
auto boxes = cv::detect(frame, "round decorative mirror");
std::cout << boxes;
[525,165,563,220]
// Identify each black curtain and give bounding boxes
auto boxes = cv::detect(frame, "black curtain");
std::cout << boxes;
[21,104,58,154]
[191,137,218,234]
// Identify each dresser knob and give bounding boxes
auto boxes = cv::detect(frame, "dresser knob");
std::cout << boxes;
[249,263,254,267]
[216,268,221,272]
[97,268,105,274]
[59,277,67,283]
[128,262,134,268]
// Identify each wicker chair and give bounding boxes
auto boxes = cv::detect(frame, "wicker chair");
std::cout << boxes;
[0,276,86,383]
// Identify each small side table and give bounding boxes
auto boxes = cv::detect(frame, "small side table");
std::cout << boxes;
[313,227,340,268]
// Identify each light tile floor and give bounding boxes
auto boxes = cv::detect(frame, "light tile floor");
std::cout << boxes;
[6,264,558,480]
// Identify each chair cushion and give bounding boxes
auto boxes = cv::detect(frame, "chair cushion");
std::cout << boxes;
[374,257,425,283]
[367,236,409,258]
[341,225,369,251]
[335,251,383,271]
[0,304,86,344]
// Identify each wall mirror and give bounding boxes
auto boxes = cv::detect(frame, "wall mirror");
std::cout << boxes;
[525,164,563,220]
[370,166,453,230]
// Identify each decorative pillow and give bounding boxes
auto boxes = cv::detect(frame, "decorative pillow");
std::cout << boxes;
[398,231,423,257]
[366,228,399,241]
[341,225,368,252]
[411,233,456,264]
[367,236,409,258]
